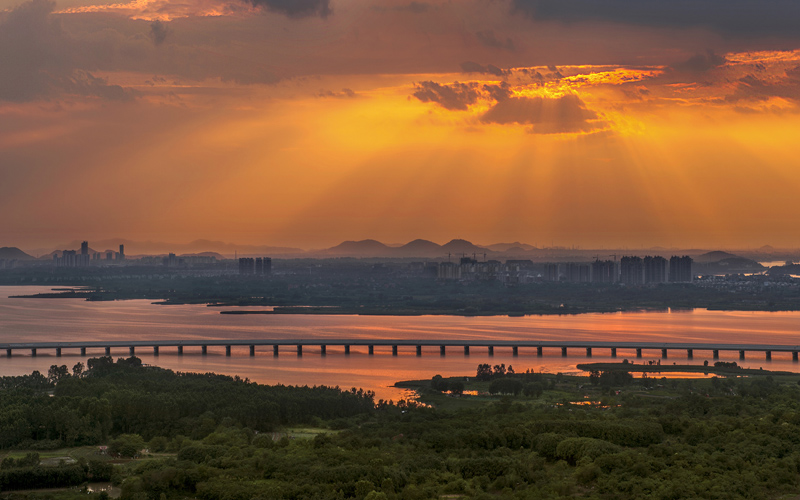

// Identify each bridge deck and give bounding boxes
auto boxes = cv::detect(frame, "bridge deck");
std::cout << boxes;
[0,339,798,352]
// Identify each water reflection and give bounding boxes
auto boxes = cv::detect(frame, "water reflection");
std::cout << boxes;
[1,286,798,401]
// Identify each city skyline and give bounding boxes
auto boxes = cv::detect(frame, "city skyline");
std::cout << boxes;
[2,0,800,249]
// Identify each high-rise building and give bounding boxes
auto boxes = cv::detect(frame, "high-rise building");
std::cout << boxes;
[669,256,694,282]
[644,256,667,284]
[620,256,644,285]
[591,260,616,283]
[545,263,559,282]
[565,263,590,282]
[118,244,125,261]
[80,241,89,255]
[238,257,255,274]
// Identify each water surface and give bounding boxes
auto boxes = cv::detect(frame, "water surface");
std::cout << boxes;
[1,286,798,400]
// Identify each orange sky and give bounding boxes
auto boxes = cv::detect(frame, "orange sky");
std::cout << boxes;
[2,0,800,251]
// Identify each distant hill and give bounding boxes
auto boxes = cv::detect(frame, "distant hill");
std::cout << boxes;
[441,239,491,256]
[0,247,34,260]
[485,242,537,252]
[394,239,443,257]
[695,251,739,263]
[325,239,393,256]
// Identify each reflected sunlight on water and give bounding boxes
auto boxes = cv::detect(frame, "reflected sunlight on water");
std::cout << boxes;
[1,286,799,400]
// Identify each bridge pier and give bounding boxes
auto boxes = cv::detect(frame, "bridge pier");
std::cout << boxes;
[344,345,350,355]
[440,345,446,356]
[464,346,469,355]
[512,346,518,356]
[662,348,668,359]
[56,347,61,357]
[202,345,207,355]
[321,345,327,356]
[636,348,642,358]
[739,350,745,360]
[153,346,159,356]
[105,347,111,356]
[416,345,422,356]
[177,345,183,355]
[297,345,302,356]
[586,347,592,357]
[31,348,36,357]
[368,345,374,355]
[713,350,719,359]
[488,346,494,356]
[225,345,231,356]
[6,349,11,357]
[81,347,86,356]
[766,351,771,361]
[687,349,693,359]
[249,345,255,356]
[794,352,798,362]
[561,347,567,357]
[537,346,543,357]
[611,347,616,358]
[393,345,398,356]
[129,346,135,356]
[273,345,279,356]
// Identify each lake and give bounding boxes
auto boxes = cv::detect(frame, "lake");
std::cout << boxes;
[1,286,798,400]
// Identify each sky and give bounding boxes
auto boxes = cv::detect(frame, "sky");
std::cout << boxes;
[2,0,800,251]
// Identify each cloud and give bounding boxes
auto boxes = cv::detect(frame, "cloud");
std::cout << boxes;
[510,0,800,38]
[671,50,727,73]
[475,30,515,51]
[372,2,430,13]
[459,61,507,76]
[0,0,133,102]
[412,81,481,110]
[725,74,800,103]
[149,20,170,46]
[244,0,331,18]
[481,94,601,134]
[318,88,358,98]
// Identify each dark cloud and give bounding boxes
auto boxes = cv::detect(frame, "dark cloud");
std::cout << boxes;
[245,0,331,18]
[412,81,480,110]
[372,2,430,13]
[481,94,600,134]
[511,0,800,37]
[475,30,515,51]
[0,0,132,102]
[459,61,507,76]
[725,74,800,103]
[149,20,170,46]
[482,82,512,101]
[317,88,358,98]
[671,50,727,73]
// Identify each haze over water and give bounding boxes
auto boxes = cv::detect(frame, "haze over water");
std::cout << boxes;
[2,286,799,400]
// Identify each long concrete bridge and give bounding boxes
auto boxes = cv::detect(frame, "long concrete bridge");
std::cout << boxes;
[0,340,799,361]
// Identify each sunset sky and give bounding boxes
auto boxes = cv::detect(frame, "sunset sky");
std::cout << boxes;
[2,0,800,251]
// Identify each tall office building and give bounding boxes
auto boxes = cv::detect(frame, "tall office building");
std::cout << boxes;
[80,241,89,255]
[118,244,125,261]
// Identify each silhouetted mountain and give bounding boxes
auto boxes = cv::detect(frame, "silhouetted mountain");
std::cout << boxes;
[0,247,34,260]
[325,239,393,256]
[394,239,443,257]
[695,251,739,263]
[485,242,537,252]
[441,239,491,256]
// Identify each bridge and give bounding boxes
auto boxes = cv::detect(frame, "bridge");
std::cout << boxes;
[0,339,799,361]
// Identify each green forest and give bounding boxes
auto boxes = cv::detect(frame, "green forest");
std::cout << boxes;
[2,358,800,499]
